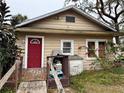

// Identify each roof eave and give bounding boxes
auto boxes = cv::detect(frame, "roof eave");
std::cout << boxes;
[16,27,122,36]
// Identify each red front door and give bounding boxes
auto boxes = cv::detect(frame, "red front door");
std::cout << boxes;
[27,37,42,68]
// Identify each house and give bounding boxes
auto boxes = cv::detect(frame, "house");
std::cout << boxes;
[16,5,122,72]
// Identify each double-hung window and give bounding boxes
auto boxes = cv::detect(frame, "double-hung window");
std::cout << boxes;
[61,40,74,55]
[86,39,106,58]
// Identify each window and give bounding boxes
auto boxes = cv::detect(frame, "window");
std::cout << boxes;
[88,42,95,57]
[66,16,75,23]
[61,40,74,55]
[98,42,106,58]
[86,39,106,58]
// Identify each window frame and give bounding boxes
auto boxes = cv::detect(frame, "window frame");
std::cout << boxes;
[86,39,107,59]
[61,40,74,55]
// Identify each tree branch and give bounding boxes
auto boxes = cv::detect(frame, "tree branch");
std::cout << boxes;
[115,0,119,16]
[96,8,112,26]
[117,10,124,19]
[96,0,112,26]
[108,0,112,16]
[99,0,115,20]
[118,19,124,25]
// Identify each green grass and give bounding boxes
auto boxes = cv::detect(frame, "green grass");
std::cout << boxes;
[111,67,124,74]
[70,67,124,93]
[1,87,15,93]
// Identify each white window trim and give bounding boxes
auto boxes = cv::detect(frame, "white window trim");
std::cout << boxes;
[25,35,44,69]
[86,39,107,59]
[61,40,74,55]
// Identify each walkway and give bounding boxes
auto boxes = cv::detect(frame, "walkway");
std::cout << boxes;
[17,81,47,93]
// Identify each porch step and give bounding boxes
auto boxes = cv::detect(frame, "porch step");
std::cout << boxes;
[17,81,47,93]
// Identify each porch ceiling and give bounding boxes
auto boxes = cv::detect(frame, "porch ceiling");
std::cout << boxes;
[16,27,124,36]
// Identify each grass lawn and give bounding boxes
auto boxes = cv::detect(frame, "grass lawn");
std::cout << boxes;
[70,67,124,93]
[1,87,15,93]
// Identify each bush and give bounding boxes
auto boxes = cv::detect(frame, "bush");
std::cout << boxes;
[92,41,124,70]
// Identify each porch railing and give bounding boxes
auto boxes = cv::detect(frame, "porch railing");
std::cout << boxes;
[0,57,23,92]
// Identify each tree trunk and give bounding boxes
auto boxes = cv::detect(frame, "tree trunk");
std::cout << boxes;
[115,23,120,44]
[115,36,120,44]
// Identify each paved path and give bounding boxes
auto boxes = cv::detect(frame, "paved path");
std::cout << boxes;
[17,81,47,93]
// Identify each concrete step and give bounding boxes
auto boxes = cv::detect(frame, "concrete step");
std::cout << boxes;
[17,81,47,93]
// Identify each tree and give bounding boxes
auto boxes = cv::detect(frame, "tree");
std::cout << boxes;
[64,0,124,44]
[64,0,93,12]
[11,14,27,26]
[95,0,124,43]
[96,1,124,32]
[0,0,18,78]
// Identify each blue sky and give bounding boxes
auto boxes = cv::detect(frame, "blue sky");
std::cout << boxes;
[6,0,65,19]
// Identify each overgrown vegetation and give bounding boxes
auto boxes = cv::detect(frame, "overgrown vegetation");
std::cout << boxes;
[71,41,124,93]
[92,41,124,70]
[1,87,15,93]
[0,0,18,78]
[70,69,124,93]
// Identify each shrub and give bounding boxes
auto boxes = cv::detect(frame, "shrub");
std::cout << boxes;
[92,41,124,70]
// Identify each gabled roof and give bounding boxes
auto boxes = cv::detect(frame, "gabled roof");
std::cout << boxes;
[16,5,116,32]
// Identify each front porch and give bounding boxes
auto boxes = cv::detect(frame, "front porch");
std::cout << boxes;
[0,55,67,93]
[16,55,66,93]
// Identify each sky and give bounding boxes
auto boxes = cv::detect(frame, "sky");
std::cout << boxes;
[6,0,65,19]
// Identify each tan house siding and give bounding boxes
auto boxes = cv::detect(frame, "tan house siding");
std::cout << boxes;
[26,10,107,31]
[16,6,116,71]
[16,32,112,70]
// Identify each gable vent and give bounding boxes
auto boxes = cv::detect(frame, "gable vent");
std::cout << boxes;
[66,16,75,23]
